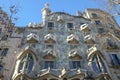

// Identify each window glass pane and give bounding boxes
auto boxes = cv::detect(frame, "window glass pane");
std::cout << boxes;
[27,54,34,73]
[92,13,97,18]
[111,54,120,65]
[48,22,54,29]
[71,61,81,69]
[45,61,54,69]
[0,65,3,71]
[1,35,8,40]
[1,48,8,56]
[92,56,101,73]
[18,54,34,73]
[67,23,73,29]
[95,20,101,25]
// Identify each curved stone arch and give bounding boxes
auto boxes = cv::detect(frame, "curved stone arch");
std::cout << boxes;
[12,46,39,80]
[12,73,34,80]
[17,46,38,61]
[95,73,112,80]
[87,51,105,62]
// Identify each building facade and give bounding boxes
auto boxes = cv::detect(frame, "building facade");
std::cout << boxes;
[0,3,120,80]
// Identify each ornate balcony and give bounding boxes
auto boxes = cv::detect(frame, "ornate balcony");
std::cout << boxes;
[87,45,103,61]
[103,42,119,51]
[84,34,95,44]
[27,33,39,43]
[43,49,56,59]
[80,24,90,32]
[44,34,56,44]
[67,34,79,44]
[69,50,82,60]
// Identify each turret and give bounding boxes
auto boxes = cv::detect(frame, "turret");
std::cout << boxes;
[42,3,51,24]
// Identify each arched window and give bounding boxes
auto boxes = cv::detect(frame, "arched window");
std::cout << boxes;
[0,65,3,71]
[92,55,106,74]
[18,53,34,73]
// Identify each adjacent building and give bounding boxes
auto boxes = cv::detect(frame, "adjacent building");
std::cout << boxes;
[0,3,120,80]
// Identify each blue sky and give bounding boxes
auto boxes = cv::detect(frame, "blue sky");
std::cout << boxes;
[0,0,120,27]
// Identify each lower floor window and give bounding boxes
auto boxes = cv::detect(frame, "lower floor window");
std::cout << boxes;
[44,61,54,69]
[0,65,3,71]
[110,54,120,66]
[70,61,81,69]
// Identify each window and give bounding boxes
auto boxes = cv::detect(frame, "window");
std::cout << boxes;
[1,35,8,40]
[0,28,2,34]
[48,22,54,30]
[46,44,54,49]
[92,55,104,73]
[110,54,120,66]
[70,45,78,50]
[109,24,115,29]
[92,56,101,73]
[1,48,8,56]
[0,65,3,71]
[44,61,54,69]
[98,28,104,33]
[95,20,101,25]
[92,13,98,18]
[18,54,34,73]
[106,38,118,49]
[67,23,73,30]
[70,61,81,69]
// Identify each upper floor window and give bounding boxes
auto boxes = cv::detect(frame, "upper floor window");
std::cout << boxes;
[44,61,55,69]
[95,20,101,25]
[45,44,54,49]
[92,13,98,18]
[0,48,9,56]
[1,35,8,41]
[0,65,3,71]
[109,23,115,29]
[48,22,54,30]
[91,55,107,74]
[67,23,74,30]
[98,28,105,33]
[110,54,120,66]
[70,61,81,69]
[0,28,2,34]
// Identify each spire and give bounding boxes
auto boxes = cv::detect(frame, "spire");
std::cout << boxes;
[45,3,49,8]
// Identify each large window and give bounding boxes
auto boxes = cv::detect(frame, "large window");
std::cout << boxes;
[1,35,8,41]
[98,28,105,34]
[48,22,54,30]
[92,13,98,18]
[95,20,101,25]
[0,65,3,71]
[91,55,106,73]
[0,28,2,34]
[70,61,81,69]
[45,44,54,49]
[1,48,8,56]
[44,61,54,69]
[110,54,120,66]
[18,54,34,73]
[92,56,101,73]
[67,23,74,30]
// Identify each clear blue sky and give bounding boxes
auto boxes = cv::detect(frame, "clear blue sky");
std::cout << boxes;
[0,0,120,27]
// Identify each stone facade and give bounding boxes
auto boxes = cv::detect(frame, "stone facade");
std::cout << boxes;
[0,3,120,80]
